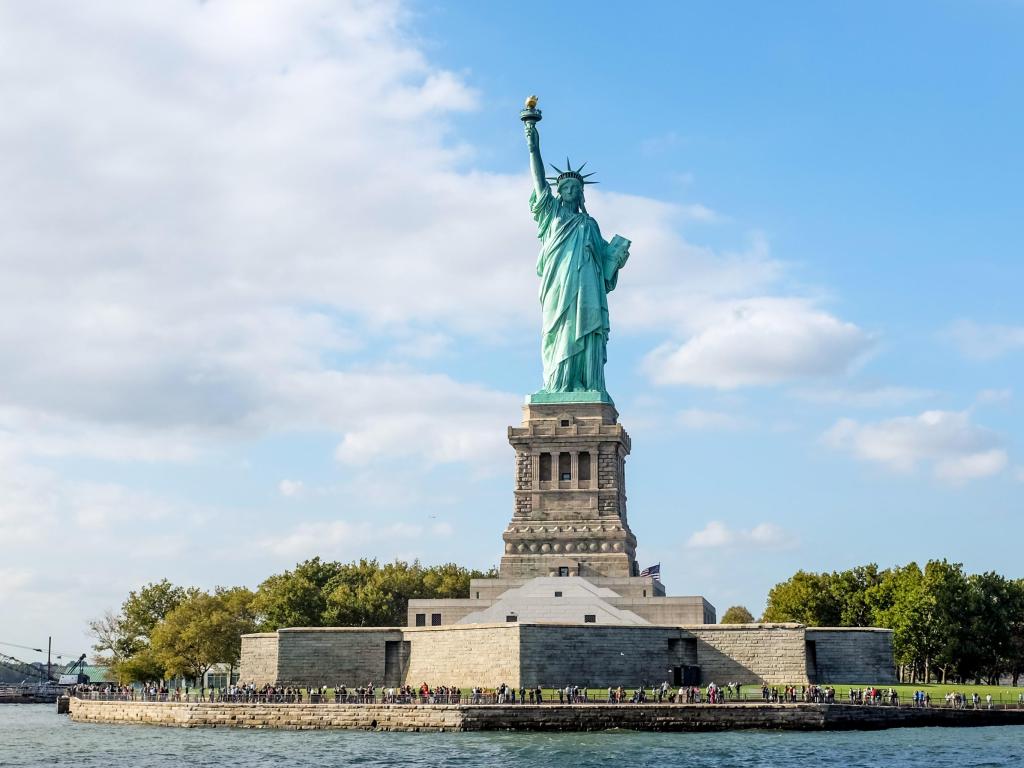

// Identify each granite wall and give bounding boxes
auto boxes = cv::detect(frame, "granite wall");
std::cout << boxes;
[518,624,694,687]
[807,628,896,684]
[690,624,809,685]
[68,698,1024,731]
[403,624,520,686]
[238,633,278,686]
[68,698,460,730]
[273,628,403,687]
[239,623,895,689]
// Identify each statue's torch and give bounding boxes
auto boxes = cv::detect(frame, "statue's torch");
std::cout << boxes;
[520,95,542,124]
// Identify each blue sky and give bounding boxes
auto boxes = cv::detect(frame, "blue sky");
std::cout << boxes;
[0,0,1021,661]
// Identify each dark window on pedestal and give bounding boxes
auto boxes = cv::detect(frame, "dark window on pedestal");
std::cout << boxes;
[558,452,571,480]
[415,613,426,626]
[475,592,479,600]
[560,419,570,427]
[539,453,552,481]
[578,452,590,481]
[558,566,569,577]
[431,613,441,626]
[506,614,518,622]
[554,591,563,597]
[584,615,596,623]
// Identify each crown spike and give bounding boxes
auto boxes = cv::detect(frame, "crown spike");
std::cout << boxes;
[547,157,598,187]
[576,162,587,173]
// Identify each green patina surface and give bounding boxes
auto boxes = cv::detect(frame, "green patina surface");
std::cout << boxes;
[527,390,614,405]
[522,99,629,400]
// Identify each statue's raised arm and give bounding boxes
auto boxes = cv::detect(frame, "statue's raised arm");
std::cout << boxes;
[522,96,546,197]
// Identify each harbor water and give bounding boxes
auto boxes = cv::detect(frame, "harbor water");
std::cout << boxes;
[1,703,1022,767]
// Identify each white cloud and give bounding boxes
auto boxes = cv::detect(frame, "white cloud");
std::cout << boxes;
[70,483,177,529]
[644,298,872,388]
[262,369,517,467]
[676,408,747,430]
[0,452,208,549]
[390,332,453,360]
[430,521,455,537]
[948,320,1024,360]
[278,480,305,498]
[256,519,449,559]
[976,388,1012,405]
[685,520,796,550]
[823,410,1008,483]
[934,450,1008,484]
[0,0,523,451]
[0,456,60,545]
[0,568,33,599]
[792,385,933,409]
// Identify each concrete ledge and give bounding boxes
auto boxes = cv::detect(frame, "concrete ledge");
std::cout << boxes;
[69,698,1024,732]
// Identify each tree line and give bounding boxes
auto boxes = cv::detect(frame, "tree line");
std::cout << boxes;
[90,558,492,683]
[91,556,1023,687]
[760,560,1024,685]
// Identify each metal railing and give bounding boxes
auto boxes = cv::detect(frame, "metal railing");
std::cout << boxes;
[70,688,1024,710]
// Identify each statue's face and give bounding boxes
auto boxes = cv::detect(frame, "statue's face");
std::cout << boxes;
[558,179,582,205]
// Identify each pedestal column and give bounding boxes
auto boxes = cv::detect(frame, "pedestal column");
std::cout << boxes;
[503,400,637,578]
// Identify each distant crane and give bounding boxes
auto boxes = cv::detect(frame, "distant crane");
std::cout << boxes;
[0,639,90,685]
[57,655,90,686]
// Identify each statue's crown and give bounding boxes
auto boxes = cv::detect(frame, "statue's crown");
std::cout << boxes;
[546,158,598,187]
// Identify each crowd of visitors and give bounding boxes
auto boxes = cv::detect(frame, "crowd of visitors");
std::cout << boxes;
[69,681,1021,709]
[942,691,998,709]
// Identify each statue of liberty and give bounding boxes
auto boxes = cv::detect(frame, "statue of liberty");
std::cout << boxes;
[522,96,630,400]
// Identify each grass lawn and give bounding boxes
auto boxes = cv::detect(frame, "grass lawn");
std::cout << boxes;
[534,683,1024,704]
[823,683,1024,704]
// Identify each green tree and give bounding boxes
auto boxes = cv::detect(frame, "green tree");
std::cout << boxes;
[720,605,755,624]
[88,609,132,666]
[1003,579,1024,687]
[763,560,1020,685]
[829,564,883,627]
[89,579,193,682]
[866,563,934,682]
[323,559,489,627]
[959,571,1012,684]
[253,557,345,629]
[122,579,190,640]
[114,646,165,683]
[151,588,257,682]
[762,571,841,625]
[923,559,970,683]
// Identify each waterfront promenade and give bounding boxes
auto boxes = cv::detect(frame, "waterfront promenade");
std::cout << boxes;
[68,696,1024,732]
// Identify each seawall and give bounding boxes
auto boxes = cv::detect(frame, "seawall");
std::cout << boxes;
[68,698,1024,732]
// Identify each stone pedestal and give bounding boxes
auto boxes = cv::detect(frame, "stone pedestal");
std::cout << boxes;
[500,400,638,578]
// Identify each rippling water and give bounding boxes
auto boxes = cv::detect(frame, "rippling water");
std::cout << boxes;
[2,704,1023,767]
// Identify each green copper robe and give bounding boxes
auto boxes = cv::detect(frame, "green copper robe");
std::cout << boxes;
[530,184,628,393]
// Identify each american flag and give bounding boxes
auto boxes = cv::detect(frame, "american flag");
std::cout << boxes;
[640,563,661,581]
